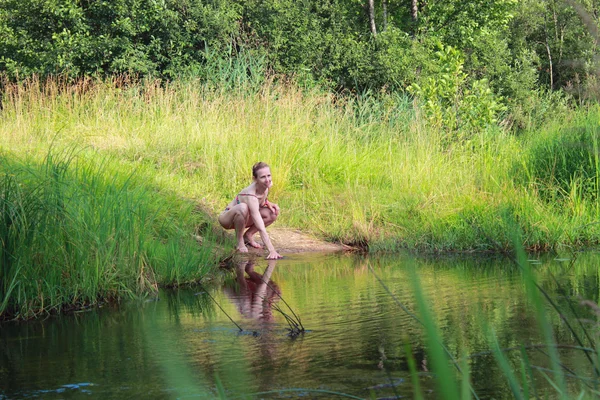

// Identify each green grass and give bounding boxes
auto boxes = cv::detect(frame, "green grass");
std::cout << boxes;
[0,148,218,320]
[0,75,599,318]
[3,76,596,252]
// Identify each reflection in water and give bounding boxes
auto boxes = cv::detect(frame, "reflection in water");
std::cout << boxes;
[223,259,280,323]
[1,252,599,399]
[221,259,285,373]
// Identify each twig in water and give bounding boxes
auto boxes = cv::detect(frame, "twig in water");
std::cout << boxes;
[259,276,305,337]
[271,302,304,337]
[197,286,244,332]
[261,277,304,331]
[534,347,597,390]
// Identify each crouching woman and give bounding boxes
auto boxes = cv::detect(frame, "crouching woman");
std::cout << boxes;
[218,162,282,259]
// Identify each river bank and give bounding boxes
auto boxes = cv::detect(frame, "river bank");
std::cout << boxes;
[1,77,599,320]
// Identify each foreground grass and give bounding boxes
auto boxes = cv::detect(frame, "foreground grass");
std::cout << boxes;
[3,76,597,252]
[0,149,219,319]
[397,225,600,399]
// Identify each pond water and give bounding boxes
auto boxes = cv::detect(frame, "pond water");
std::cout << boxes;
[1,251,599,399]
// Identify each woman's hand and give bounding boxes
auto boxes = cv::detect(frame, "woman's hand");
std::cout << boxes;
[266,250,283,260]
[267,202,280,216]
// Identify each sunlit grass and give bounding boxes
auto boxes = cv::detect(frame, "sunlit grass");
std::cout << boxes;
[1,76,598,254]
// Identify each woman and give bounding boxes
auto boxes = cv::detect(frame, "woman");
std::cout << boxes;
[218,162,282,259]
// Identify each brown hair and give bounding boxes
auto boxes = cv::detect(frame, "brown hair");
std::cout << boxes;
[252,162,270,178]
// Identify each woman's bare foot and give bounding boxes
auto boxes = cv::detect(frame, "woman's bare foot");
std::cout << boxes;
[243,235,263,249]
[236,244,249,253]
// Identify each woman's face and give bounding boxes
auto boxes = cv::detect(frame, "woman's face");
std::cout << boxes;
[254,167,272,189]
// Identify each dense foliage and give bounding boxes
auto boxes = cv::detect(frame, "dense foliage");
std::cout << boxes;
[1,1,599,104]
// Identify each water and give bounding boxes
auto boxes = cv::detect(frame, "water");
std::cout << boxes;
[1,251,599,399]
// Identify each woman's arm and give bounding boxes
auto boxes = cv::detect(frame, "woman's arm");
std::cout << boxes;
[247,197,282,259]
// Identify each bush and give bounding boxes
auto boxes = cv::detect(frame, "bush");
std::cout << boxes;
[0,0,241,78]
[408,44,506,140]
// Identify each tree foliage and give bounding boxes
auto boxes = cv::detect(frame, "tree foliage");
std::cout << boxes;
[0,0,599,129]
[0,0,241,77]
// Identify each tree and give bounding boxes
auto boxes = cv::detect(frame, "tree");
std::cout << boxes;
[412,0,418,22]
[0,0,241,78]
[368,0,377,36]
[509,0,600,92]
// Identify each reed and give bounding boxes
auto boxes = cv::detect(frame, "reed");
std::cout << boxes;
[394,219,600,399]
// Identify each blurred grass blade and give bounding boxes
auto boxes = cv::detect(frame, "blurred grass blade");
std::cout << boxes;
[405,341,425,400]
[410,266,460,400]
[510,218,568,398]
[460,353,471,400]
[488,329,524,400]
[519,345,538,399]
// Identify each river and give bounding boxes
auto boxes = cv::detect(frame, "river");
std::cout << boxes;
[1,251,599,399]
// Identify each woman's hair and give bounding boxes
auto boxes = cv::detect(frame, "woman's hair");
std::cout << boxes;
[252,162,269,178]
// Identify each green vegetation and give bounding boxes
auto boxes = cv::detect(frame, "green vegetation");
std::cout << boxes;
[2,0,599,121]
[1,3,599,400]
[2,77,599,252]
[0,147,218,320]
[1,0,599,319]
[0,72,599,319]
[391,229,600,399]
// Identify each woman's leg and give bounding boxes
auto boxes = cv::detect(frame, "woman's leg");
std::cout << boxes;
[218,203,251,252]
[243,207,277,248]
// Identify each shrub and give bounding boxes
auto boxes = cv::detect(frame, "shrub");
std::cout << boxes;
[408,44,506,140]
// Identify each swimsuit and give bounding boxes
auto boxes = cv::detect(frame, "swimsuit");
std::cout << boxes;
[224,193,268,211]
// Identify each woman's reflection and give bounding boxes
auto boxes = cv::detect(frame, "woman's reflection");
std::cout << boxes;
[223,259,280,322]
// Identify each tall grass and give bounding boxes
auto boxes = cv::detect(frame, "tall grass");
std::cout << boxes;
[0,149,218,320]
[0,76,598,254]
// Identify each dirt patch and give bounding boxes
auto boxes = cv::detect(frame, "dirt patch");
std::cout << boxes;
[218,227,348,257]
[198,212,352,259]
[265,228,348,254]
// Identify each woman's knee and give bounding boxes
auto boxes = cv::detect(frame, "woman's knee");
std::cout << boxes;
[218,213,228,228]
[222,203,249,227]
[234,203,250,220]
